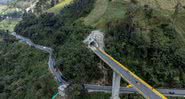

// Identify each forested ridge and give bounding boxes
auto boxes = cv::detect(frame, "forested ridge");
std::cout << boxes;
[0,0,185,99]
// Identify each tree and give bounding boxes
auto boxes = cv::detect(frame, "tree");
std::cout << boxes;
[144,5,153,19]
[34,0,51,15]
[130,0,138,4]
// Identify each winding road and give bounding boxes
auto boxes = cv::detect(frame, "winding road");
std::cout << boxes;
[11,32,185,98]
[11,32,67,85]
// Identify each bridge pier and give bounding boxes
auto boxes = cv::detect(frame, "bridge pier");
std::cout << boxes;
[111,72,121,99]
[58,84,68,99]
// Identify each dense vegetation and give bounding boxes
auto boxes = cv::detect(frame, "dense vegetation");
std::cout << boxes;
[0,39,58,99]
[105,5,185,88]
[1,0,102,98]
[0,0,185,99]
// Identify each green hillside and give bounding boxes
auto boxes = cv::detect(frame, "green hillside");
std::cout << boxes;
[48,0,74,14]
[1,0,185,99]
[0,5,7,12]
[0,4,22,32]
[83,0,109,26]
[123,0,185,10]
[0,19,19,32]
[175,12,185,43]
[84,0,128,27]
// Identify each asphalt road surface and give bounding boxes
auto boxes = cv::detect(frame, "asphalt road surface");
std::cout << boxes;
[12,32,184,98]
[11,32,67,85]
[84,84,185,97]
[90,46,167,99]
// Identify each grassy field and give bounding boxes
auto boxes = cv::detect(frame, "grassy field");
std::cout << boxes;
[0,19,20,32]
[174,12,185,44]
[123,0,185,10]
[47,0,74,14]
[0,5,7,11]
[83,0,109,26]
[0,5,21,15]
[94,0,127,28]
[0,5,21,32]
[83,0,127,28]
[0,5,7,15]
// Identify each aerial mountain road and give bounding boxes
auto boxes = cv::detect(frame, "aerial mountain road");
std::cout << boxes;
[90,47,167,99]
[84,84,185,97]
[84,31,167,99]
[11,32,67,85]
[11,32,185,99]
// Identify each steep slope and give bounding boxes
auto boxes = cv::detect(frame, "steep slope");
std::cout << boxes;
[0,40,57,99]
[123,0,185,10]
[83,0,185,27]
[0,5,7,12]
[1,0,185,99]
[84,0,127,27]
[47,0,74,14]
[0,19,19,32]
[83,0,108,26]
[175,12,185,44]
